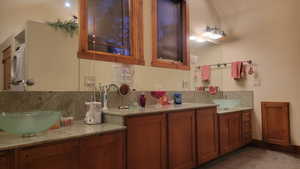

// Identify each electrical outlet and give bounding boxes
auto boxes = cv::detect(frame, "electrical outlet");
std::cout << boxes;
[84,76,96,88]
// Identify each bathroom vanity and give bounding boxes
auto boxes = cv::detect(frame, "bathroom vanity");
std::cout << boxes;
[0,103,252,169]
[104,103,253,169]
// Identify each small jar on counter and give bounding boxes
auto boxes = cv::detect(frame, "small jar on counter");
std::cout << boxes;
[139,93,146,108]
[174,93,182,105]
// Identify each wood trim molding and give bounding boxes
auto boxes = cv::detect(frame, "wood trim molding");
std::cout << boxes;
[250,139,300,154]
[78,0,144,65]
[151,0,190,71]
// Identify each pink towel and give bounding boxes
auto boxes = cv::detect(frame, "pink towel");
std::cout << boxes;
[201,65,211,81]
[231,61,242,80]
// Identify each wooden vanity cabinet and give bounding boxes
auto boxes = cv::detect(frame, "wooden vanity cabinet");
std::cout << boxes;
[17,131,125,169]
[126,114,167,169]
[168,110,196,169]
[0,151,12,169]
[219,112,243,155]
[79,131,125,169]
[18,140,80,169]
[196,107,219,165]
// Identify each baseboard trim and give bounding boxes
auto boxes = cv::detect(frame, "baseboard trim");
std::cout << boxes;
[250,139,300,154]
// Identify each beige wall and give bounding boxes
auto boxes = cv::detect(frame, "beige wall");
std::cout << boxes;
[212,0,300,145]
[1,0,220,91]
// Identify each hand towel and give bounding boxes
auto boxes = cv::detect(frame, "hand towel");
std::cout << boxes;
[240,63,247,79]
[231,61,242,80]
[201,65,211,81]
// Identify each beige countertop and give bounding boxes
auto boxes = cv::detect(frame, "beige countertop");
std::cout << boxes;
[0,122,126,151]
[217,107,253,114]
[103,103,217,117]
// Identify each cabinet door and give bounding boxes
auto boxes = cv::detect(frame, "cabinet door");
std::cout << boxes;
[80,131,125,169]
[196,108,219,165]
[168,110,196,169]
[262,102,290,146]
[19,140,79,169]
[127,114,167,169]
[219,112,242,155]
[0,151,11,169]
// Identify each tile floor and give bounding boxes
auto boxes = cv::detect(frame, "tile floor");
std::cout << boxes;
[198,147,300,169]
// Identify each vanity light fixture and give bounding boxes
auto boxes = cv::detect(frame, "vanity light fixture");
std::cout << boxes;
[189,36,206,43]
[196,37,206,43]
[189,36,197,41]
[202,26,226,40]
[65,2,71,8]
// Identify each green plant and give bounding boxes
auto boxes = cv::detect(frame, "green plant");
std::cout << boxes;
[47,16,79,37]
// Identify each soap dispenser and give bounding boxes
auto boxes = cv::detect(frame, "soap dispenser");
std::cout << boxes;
[85,102,102,125]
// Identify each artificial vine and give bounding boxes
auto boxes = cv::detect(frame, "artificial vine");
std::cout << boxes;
[47,16,79,37]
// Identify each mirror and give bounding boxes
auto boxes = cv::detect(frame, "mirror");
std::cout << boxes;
[0,0,223,92]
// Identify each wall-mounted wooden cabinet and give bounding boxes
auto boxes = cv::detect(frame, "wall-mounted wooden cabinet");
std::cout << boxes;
[168,110,196,169]
[262,102,290,146]
[126,114,167,169]
[196,107,219,165]
[0,151,12,169]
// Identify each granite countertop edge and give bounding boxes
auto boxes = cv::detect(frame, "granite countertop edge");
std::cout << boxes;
[217,107,253,114]
[0,122,126,152]
[103,103,218,117]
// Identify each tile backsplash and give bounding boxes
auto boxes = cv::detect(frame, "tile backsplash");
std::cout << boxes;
[0,90,253,120]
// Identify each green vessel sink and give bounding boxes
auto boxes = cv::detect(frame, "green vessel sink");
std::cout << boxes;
[0,111,61,137]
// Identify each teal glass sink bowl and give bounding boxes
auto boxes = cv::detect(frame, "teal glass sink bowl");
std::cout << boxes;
[0,111,61,137]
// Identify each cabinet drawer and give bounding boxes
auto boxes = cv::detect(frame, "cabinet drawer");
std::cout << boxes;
[0,152,10,169]
[20,140,79,161]
[243,122,251,132]
[242,112,251,122]
[0,155,8,164]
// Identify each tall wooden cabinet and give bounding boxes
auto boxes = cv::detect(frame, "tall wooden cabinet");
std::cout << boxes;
[262,102,290,146]
[219,112,242,155]
[168,111,196,169]
[196,108,219,165]
[126,114,167,169]
[80,131,125,169]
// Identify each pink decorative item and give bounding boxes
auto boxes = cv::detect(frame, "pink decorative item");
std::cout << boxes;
[139,94,146,108]
[208,86,218,95]
[151,91,166,99]
[248,64,254,75]
[201,65,211,81]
